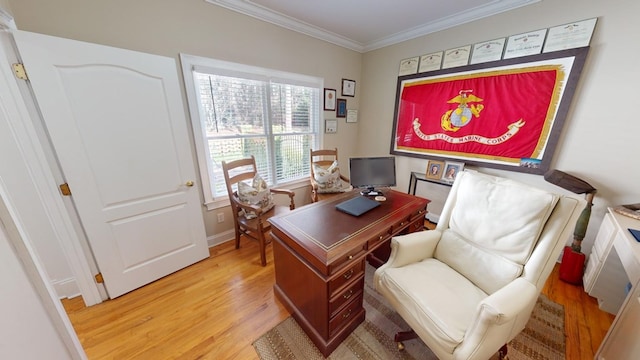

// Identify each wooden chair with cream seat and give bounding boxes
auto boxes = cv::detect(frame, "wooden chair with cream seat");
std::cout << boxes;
[374,170,585,359]
[309,148,352,202]
[221,156,295,266]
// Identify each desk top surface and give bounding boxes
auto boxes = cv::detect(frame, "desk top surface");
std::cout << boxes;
[269,189,429,268]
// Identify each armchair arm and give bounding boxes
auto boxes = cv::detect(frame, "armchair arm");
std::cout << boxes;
[230,194,265,217]
[270,188,296,209]
[382,230,442,269]
[455,278,538,360]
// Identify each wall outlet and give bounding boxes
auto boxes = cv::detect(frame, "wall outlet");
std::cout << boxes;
[217,213,224,223]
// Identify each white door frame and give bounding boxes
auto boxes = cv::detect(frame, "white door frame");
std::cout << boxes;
[0,9,86,358]
[1,8,103,306]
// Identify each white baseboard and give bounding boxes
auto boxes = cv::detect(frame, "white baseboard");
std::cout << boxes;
[208,229,235,248]
[425,212,440,224]
[53,277,81,299]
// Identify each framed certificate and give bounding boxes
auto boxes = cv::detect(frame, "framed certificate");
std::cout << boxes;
[346,109,358,123]
[503,29,547,59]
[325,119,337,133]
[543,18,597,53]
[418,51,443,73]
[323,88,336,111]
[341,79,356,97]
[470,38,506,64]
[399,56,420,76]
[442,45,471,69]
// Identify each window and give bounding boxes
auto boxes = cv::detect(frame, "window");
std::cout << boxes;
[180,54,321,209]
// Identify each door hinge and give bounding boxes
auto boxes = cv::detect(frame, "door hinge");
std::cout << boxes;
[12,63,28,80]
[59,183,72,196]
[94,273,104,284]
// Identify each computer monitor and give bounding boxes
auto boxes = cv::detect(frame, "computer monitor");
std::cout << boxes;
[349,156,397,195]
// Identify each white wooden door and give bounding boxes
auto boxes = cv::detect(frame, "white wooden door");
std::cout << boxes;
[14,30,209,298]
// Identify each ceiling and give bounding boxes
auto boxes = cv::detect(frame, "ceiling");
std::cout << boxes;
[206,0,539,52]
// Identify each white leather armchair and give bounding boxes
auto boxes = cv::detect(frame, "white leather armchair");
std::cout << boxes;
[374,170,584,360]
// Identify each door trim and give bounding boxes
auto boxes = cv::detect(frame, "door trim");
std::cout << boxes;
[1,28,103,305]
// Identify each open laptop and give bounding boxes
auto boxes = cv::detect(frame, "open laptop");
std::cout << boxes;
[335,196,380,217]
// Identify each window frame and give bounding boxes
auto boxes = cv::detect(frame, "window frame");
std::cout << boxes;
[180,54,322,210]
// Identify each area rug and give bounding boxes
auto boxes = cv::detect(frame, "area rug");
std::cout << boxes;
[253,265,565,360]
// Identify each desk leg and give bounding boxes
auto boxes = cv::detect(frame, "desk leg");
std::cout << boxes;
[408,172,417,195]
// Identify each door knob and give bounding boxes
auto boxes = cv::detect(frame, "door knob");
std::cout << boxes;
[185,180,194,187]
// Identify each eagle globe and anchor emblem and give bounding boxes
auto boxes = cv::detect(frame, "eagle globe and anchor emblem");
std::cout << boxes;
[411,88,525,146]
[441,90,484,131]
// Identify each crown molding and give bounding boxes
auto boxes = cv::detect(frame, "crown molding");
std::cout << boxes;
[0,7,16,30]
[205,0,366,52]
[364,0,540,52]
[206,0,540,53]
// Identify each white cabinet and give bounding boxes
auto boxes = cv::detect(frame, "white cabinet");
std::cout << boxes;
[594,209,640,360]
[596,277,640,360]
[583,211,632,314]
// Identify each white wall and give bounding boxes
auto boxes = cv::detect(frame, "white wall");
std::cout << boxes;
[0,208,83,359]
[360,0,640,255]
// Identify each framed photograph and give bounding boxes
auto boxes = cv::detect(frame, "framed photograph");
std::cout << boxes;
[390,47,589,175]
[341,78,356,97]
[426,160,445,180]
[323,88,336,111]
[325,119,337,133]
[336,98,347,118]
[443,161,464,182]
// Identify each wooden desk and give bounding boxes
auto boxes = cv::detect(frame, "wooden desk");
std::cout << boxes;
[269,190,430,356]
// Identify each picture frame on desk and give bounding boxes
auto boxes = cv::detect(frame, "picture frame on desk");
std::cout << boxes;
[443,161,464,183]
[426,160,444,180]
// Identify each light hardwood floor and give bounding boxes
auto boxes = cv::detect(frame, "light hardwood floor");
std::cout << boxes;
[62,234,614,359]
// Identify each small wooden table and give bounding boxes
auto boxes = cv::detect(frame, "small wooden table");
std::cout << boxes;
[269,189,430,356]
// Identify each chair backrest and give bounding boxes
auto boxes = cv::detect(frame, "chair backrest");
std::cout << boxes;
[310,148,339,179]
[434,170,583,294]
[221,156,258,213]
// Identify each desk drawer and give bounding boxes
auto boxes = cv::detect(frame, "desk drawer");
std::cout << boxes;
[329,276,364,317]
[367,227,392,250]
[329,294,363,338]
[411,207,427,221]
[329,245,366,275]
[408,217,424,233]
[391,216,412,235]
[329,259,364,296]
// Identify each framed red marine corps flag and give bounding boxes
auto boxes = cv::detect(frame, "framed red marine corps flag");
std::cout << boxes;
[390,47,589,174]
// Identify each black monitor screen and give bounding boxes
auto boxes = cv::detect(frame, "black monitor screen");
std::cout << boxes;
[349,157,397,191]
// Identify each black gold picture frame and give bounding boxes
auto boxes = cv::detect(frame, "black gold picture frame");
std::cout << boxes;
[323,88,336,111]
[336,98,347,118]
[390,47,589,175]
[341,79,356,97]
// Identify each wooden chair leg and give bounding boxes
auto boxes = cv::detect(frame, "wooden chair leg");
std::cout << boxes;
[498,344,508,360]
[258,233,267,267]
[394,330,418,351]
[234,228,241,249]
